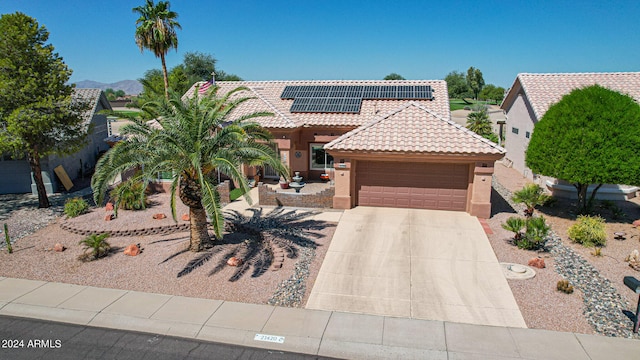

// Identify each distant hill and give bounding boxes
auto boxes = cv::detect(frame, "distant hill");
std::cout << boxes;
[74,80,142,95]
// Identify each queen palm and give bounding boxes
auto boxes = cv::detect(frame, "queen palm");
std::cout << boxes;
[133,0,181,99]
[92,86,288,252]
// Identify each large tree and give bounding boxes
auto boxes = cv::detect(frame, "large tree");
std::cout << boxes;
[479,84,505,103]
[466,67,485,100]
[0,12,90,208]
[444,71,471,99]
[384,73,405,80]
[92,87,288,251]
[526,85,640,213]
[133,0,181,99]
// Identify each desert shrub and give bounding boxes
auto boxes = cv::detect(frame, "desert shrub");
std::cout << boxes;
[512,184,550,217]
[78,233,111,261]
[110,179,147,213]
[502,216,549,250]
[557,280,574,294]
[64,197,89,218]
[568,215,607,247]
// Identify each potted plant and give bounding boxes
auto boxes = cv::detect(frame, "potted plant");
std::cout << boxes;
[279,176,290,189]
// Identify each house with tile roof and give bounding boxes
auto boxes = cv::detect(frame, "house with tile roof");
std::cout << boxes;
[0,89,112,195]
[500,72,640,199]
[185,80,505,218]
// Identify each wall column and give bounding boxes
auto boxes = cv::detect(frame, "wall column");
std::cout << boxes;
[469,162,495,218]
[332,160,352,209]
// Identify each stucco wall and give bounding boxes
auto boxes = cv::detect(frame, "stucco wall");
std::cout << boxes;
[0,159,32,194]
[504,92,537,179]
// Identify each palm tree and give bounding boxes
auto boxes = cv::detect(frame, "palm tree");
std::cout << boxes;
[92,86,289,252]
[133,0,181,99]
[465,108,493,136]
[511,183,550,217]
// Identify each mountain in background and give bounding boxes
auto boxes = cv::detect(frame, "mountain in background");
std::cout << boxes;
[74,80,142,95]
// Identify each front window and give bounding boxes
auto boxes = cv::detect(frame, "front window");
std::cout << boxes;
[310,143,334,170]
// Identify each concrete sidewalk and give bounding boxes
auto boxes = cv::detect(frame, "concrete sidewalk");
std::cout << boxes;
[1,277,638,359]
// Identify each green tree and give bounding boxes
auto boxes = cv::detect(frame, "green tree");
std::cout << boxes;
[526,85,640,213]
[466,108,493,136]
[479,84,505,103]
[0,13,90,208]
[444,71,471,99]
[133,0,181,99]
[92,87,288,252]
[466,67,485,100]
[384,73,405,80]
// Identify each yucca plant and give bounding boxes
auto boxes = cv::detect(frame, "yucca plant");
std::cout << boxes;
[92,87,289,252]
[78,233,111,261]
[512,184,550,217]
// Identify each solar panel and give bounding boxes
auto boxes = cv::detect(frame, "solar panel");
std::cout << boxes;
[281,85,433,113]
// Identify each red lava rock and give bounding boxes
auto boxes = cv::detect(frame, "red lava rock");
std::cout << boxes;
[528,258,546,269]
[181,213,190,221]
[124,244,140,256]
[105,202,114,211]
[53,243,66,252]
[152,213,166,220]
[633,219,640,227]
[104,214,114,221]
[227,257,243,266]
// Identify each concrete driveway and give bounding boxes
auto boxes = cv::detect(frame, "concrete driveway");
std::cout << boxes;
[306,207,526,328]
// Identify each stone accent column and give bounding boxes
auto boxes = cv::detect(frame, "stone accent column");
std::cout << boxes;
[332,160,352,209]
[469,162,495,218]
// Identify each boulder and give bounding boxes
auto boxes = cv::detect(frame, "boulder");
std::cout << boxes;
[124,244,140,256]
[528,258,546,269]
[104,214,114,221]
[626,249,640,271]
[633,219,640,227]
[181,213,190,221]
[227,257,243,266]
[53,243,66,252]
[152,213,166,220]
[105,202,114,211]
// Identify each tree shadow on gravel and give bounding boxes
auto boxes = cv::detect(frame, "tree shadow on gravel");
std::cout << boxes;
[164,207,331,281]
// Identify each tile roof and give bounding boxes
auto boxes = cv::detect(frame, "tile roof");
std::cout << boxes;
[183,80,450,129]
[324,102,505,155]
[73,88,112,123]
[502,72,640,119]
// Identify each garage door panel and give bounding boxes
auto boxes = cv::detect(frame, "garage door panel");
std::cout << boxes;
[357,161,468,211]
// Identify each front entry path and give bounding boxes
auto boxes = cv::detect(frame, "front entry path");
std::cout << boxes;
[306,207,527,328]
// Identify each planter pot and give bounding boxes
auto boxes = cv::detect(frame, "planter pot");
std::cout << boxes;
[279,182,289,189]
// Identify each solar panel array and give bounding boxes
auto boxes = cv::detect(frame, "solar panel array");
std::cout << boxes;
[281,85,434,113]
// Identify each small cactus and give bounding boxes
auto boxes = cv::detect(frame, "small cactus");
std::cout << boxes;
[557,280,574,294]
[4,223,12,254]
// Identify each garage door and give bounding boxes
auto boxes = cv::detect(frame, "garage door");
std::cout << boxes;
[356,161,469,211]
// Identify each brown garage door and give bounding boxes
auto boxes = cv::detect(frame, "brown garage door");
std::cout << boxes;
[356,161,469,211]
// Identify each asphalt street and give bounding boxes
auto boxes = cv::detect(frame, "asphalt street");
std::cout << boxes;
[0,315,336,360]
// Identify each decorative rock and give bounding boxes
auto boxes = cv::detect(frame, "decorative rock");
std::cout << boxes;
[181,213,190,221]
[633,219,640,227]
[105,202,114,211]
[625,249,640,271]
[528,258,546,269]
[152,213,166,220]
[53,243,66,252]
[104,214,114,221]
[124,244,140,256]
[227,257,242,266]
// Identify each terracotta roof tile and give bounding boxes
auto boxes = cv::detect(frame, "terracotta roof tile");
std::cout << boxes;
[506,72,640,119]
[183,80,450,129]
[325,102,505,155]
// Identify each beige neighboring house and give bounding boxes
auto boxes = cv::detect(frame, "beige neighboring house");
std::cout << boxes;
[500,72,640,200]
[185,80,505,218]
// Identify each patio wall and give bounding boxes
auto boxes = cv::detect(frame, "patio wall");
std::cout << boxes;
[258,183,334,208]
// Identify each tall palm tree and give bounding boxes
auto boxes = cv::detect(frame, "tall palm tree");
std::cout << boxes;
[92,86,289,252]
[133,0,181,99]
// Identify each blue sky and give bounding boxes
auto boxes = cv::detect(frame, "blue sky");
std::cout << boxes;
[1,1,639,88]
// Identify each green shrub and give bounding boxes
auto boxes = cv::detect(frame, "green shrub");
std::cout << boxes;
[64,197,89,218]
[110,179,147,214]
[78,233,111,261]
[502,215,550,250]
[568,215,607,247]
[557,280,574,294]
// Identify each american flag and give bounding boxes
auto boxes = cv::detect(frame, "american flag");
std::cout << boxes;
[198,80,213,94]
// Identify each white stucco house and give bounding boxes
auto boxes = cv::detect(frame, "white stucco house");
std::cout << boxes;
[0,89,112,195]
[500,72,640,200]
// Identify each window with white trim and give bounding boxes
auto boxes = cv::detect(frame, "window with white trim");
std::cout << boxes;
[309,143,334,170]
[512,127,519,134]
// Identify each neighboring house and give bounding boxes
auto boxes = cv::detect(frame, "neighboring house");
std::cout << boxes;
[0,89,112,195]
[500,72,640,200]
[184,80,504,218]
